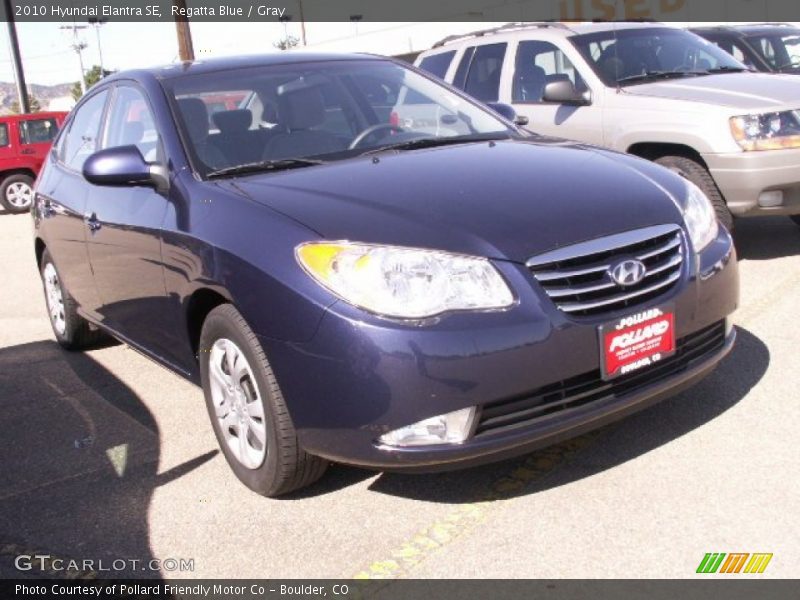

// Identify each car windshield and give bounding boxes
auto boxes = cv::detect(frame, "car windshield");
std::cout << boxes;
[570,27,748,87]
[746,31,800,72]
[164,59,514,177]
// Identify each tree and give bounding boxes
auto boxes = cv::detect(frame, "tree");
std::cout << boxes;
[10,95,41,113]
[274,35,299,51]
[71,65,115,101]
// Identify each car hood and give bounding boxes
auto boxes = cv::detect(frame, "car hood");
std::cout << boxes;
[225,139,687,263]
[624,72,800,111]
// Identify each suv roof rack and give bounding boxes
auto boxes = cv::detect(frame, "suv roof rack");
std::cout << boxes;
[432,21,574,48]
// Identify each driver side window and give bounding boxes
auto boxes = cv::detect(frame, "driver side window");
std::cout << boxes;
[513,41,587,103]
[103,86,160,162]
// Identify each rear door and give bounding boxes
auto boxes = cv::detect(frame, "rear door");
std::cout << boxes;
[18,115,61,172]
[37,90,109,314]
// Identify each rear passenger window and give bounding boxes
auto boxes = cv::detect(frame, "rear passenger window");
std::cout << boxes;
[19,118,59,144]
[513,41,587,103]
[0,124,8,147]
[63,90,108,171]
[463,43,507,102]
[418,51,456,79]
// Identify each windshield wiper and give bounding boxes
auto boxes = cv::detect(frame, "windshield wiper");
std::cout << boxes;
[207,158,326,179]
[362,133,511,156]
[704,66,751,74]
[616,70,707,85]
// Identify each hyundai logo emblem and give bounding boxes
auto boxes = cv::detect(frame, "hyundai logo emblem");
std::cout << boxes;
[609,259,647,287]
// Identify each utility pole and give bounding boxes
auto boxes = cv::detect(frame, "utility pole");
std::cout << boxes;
[173,0,195,61]
[88,18,107,76]
[3,0,30,113]
[60,24,88,94]
[296,0,307,46]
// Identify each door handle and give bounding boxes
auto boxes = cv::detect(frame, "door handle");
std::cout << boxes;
[83,212,101,232]
[20,148,35,155]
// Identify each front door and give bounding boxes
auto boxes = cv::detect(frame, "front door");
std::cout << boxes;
[506,40,605,146]
[83,84,173,359]
[18,115,62,172]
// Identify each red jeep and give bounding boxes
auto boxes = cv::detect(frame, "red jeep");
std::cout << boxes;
[0,111,67,214]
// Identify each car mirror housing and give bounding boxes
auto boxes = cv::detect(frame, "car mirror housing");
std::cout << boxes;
[542,80,591,106]
[486,102,518,122]
[83,145,168,191]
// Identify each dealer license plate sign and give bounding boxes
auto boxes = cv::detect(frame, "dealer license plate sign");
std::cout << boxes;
[599,306,676,380]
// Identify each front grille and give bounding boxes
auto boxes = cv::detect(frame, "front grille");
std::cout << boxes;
[474,321,726,438]
[527,225,684,317]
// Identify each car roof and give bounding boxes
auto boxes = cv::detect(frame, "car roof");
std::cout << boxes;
[0,111,67,122]
[692,23,800,37]
[430,21,677,49]
[102,52,384,83]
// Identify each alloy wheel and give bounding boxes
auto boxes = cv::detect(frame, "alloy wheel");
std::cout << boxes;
[208,338,267,469]
[43,262,66,335]
[5,181,33,210]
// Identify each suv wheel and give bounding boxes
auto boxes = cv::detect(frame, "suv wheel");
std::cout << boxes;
[199,304,328,497]
[40,249,106,350]
[1,174,35,214]
[654,156,734,231]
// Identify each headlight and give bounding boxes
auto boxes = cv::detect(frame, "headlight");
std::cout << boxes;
[296,242,514,319]
[730,110,800,151]
[378,407,477,447]
[682,181,719,252]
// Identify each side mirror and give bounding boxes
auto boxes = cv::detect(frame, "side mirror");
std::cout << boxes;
[486,102,529,127]
[542,80,591,106]
[83,145,168,191]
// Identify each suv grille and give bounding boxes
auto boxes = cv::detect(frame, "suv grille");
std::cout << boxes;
[474,321,726,438]
[527,225,684,317]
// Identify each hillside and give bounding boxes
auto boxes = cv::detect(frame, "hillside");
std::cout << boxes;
[0,81,73,113]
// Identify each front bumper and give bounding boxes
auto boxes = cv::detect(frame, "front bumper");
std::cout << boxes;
[703,148,800,216]
[260,227,738,471]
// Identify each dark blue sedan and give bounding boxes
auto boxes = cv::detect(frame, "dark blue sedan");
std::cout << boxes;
[33,53,738,496]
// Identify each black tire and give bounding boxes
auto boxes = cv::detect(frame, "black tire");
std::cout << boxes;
[40,249,106,350]
[199,304,328,497]
[0,173,35,214]
[654,155,734,231]
[791,215,800,228]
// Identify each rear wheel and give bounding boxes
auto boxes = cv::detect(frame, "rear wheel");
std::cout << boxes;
[199,304,328,497]
[40,249,105,350]
[791,215,800,228]
[1,174,35,214]
[654,156,733,231]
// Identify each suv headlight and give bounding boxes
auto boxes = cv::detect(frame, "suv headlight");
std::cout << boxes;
[730,110,800,151]
[682,181,719,253]
[296,242,514,319]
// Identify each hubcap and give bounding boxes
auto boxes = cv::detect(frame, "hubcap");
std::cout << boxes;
[5,181,33,209]
[43,263,66,335]
[209,339,267,469]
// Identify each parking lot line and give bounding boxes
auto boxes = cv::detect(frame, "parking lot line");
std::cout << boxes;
[352,432,600,579]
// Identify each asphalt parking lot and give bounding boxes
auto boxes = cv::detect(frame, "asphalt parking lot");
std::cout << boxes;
[0,209,798,580]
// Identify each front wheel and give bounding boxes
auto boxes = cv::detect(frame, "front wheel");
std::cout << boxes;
[199,304,328,497]
[1,174,35,214]
[654,156,734,231]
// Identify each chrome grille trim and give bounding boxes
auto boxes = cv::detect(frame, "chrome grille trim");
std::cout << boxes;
[527,225,684,317]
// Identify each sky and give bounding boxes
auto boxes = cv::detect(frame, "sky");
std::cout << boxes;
[0,21,505,87]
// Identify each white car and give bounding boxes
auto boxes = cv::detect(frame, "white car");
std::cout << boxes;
[416,22,800,230]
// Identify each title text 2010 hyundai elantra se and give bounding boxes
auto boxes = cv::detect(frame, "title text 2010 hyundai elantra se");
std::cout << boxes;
[32,54,738,496]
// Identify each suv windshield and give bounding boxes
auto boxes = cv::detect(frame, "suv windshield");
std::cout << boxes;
[164,59,514,177]
[745,30,800,72]
[571,27,747,87]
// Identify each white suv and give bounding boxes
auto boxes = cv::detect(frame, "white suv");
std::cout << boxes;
[416,22,800,229]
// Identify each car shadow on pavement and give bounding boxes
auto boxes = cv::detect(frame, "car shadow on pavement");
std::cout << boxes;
[734,216,800,261]
[0,340,216,579]
[363,326,769,504]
